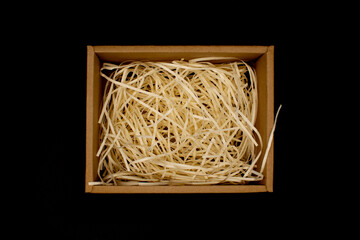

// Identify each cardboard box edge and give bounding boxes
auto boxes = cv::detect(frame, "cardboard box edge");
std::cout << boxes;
[93,45,269,54]
[90,185,268,194]
[85,45,94,193]
[265,45,275,192]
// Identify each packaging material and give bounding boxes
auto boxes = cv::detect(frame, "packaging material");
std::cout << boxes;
[86,45,274,193]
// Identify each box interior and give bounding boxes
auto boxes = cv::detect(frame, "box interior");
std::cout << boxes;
[86,46,274,193]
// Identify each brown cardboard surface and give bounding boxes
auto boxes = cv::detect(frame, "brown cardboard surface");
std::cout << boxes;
[265,46,275,192]
[254,46,275,192]
[85,46,95,193]
[86,45,275,193]
[94,45,268,63]
[90,185,267,194]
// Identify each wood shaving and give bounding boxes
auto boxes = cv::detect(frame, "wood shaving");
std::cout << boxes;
[95,58,280,186]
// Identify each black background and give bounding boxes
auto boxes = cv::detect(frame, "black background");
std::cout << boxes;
[15,4,355,238]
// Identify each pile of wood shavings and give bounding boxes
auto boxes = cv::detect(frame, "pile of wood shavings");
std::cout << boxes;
[95,57,276,186]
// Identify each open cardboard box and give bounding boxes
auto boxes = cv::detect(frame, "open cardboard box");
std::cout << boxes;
[86,45,274,193]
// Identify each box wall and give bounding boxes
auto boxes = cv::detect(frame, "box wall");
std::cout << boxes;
[265,46,275,192]
[94,45,268,63]
[254,46,274,191]
[91,185,267,194]
[86,46,102,192]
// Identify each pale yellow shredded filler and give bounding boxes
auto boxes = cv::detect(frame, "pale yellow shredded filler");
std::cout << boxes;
[95,58,279,186]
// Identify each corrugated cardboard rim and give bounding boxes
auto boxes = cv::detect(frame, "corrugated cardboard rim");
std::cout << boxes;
[86,45,274,194]
[264,46,275,192]
[93,45,268,54]
[85,46,95,193]
[88,185,267,194]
